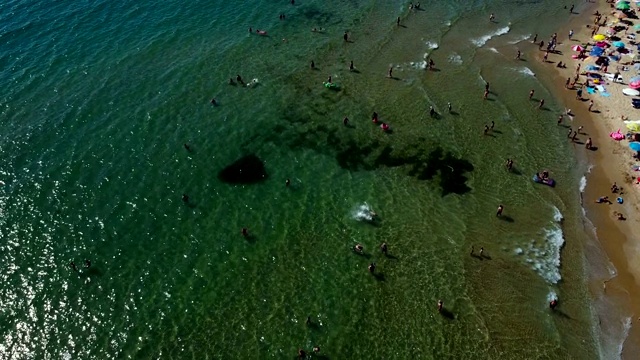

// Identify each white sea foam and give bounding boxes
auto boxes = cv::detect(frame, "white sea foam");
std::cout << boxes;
[352,202,376,222]
[524,226,565,284]
[521,210,565,284]
[546,290,558,303]
[518,67,535,77]
[579,176,587,193]
[448,53,462,65]
[487,47,499,54]
[507,33,531,44]
[410,60,427,70]
[471,26,510,47]
[425,41,439,50]
[552,206,563,223]
[445,20,451,27]
[617,317,632,357]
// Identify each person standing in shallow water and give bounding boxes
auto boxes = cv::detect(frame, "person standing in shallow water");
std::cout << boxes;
[529,89,535,100]
[496,204,504,216]
[538,99,544,109]
[349,60,354,71]
[343,31,349,42]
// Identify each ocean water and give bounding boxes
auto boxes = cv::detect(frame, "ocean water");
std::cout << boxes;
[0,0,605,358]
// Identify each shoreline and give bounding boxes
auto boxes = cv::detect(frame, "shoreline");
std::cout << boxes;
[534,1,640,357]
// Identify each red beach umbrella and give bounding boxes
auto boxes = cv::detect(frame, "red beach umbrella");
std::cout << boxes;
[571,45,584,52]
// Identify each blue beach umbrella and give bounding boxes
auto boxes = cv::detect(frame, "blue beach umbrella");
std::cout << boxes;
[590,47,604,56]
[630,142,640,151]
[613,41,625,48]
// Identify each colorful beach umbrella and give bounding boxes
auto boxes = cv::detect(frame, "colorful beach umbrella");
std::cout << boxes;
[613,41,626,48]
[595,41,608,48]
[571,45,584,52]
[590,47,604,56]
[630,142,640,151]
[593,34,606,41]
[630,76,640,89]
[616,2,631,10]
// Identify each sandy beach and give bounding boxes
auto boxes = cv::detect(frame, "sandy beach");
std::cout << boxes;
[536,0,640,356]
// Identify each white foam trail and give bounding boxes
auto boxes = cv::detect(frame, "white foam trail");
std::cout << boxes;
[617,317,632,357]
[471,26,510,47]
[522,210,565,284]
[579,176,587,193]
[445,20,451,27]
[552,206,563,223]
[546,290,558,303]
[448,53,462,65]
[507,33,531,44]
[410,60,427,70]
[488,47,499,53]
[518,67,536,77]
[352,202,376,222]
[425,41,439,50]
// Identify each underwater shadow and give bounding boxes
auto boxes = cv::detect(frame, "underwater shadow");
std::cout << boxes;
[218,154,268,184]
[509,167,522,176]
[373,273,385,281]
[498,215,515,223]
[439,309,455,320]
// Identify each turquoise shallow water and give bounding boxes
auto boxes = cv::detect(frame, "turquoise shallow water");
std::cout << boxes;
[0,0,605,358]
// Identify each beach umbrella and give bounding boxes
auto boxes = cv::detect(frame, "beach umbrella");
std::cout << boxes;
[590,47,604,56]
[596,41,608,48]
[630,76,640,85]
[616,2,631,10]
[571,45,584,52]
[593,34,606,41]
[630,142,640,151]
[613,41,626,48]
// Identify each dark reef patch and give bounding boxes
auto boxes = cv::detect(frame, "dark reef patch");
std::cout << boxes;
[218,155,267,184]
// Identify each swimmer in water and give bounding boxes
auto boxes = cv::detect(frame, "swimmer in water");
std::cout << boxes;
[286,179,291,187]
[210,98,217,106]
[496,204,504,216]
[349,60,354,71]
[184,143,192,152]
[236,75,244,85]
[437,299,443,312]
[368,263,376,273]
[84,259,91,268]
[380,242,388,254]
[70,261,78,272]
[447,102,452,113]
[310,60,315,69]
[241,228,249,237]
[343,117,349,126]
[182,194,189,203]
[327,75,332,83]
[354,243,364,254]
[529,89,535,100]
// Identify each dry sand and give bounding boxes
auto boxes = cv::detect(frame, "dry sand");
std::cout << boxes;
[536,1,640,357]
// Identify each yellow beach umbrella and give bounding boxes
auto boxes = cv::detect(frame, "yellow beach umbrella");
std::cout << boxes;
[593,34,606,41]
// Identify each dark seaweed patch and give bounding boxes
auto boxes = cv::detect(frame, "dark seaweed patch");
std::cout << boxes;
[218,155,267,184]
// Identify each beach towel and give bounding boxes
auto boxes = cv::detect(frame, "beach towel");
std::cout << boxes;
[596,85,610,97]
[587,87,596,94]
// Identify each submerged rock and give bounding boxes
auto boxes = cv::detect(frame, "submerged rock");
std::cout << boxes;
[218,154,267,184]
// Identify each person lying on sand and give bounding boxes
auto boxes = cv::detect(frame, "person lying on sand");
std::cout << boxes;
[595,196,611,204]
